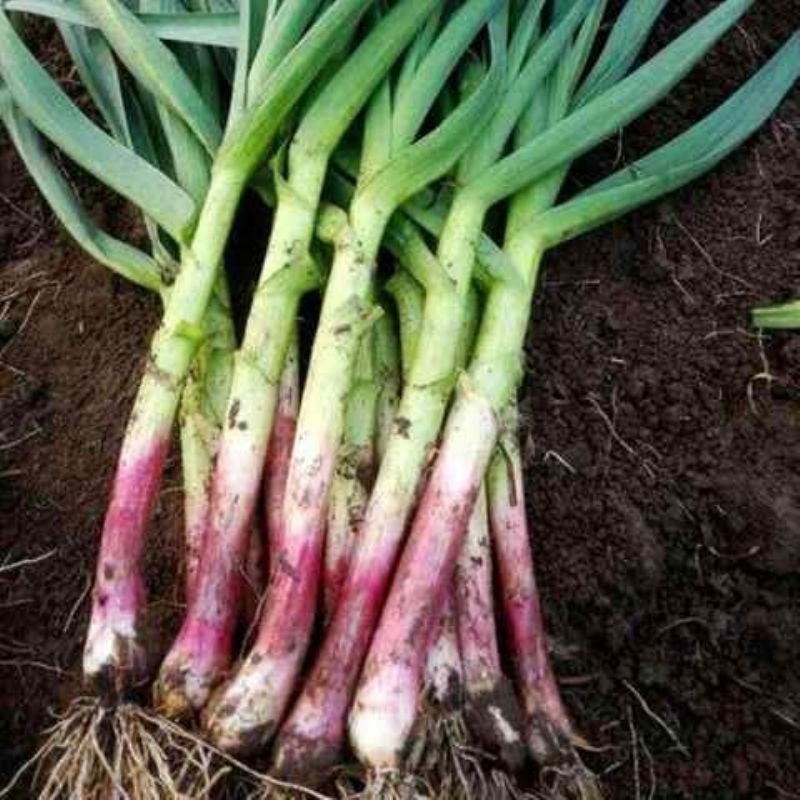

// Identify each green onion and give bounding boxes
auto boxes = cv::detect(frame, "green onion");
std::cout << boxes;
[3,3,796,796]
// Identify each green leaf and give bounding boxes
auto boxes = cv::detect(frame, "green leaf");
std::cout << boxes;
[218,0,375,178]
[458,0,590,182]
[57,23,131,142]
[391,0,504,149]
[228,0,270,121]
[82,0,222,153]
[534,33,800,246]
[59,17,177,260]
[138,0,213,203]
[358,7,505,213]
[575,0,668,106]
[507,0,545,79]
[471,0,755,208]
[0,88,162,292]
[589,35,800,197]
[5,0,239,47]
[0,9,197,242]
[393,7,442,110]
[247,0,325,102]
[753,300,800,330]
[291,0,442,168]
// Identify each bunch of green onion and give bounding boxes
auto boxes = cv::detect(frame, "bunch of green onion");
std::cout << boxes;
[1,0,797,796]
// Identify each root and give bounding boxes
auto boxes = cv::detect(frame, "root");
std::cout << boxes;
[413,709,534,800]
[535,722,604,800]
[337,767,435,800]
[0,697,229,799]
[538,748,604,800]
[0,698,331,800]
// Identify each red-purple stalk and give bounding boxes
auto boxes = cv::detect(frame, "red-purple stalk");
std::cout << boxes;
[263,338,300,556]
[455,484,526,769]
[348,385,499,767]
[83,434,171,694]
[424,589,463,713]
[486,418,576,763]
[156,338,299,716]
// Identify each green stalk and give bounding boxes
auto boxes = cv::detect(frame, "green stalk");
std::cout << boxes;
[373,312,402,462]
[386,271,425,381]
[325,332,380,618]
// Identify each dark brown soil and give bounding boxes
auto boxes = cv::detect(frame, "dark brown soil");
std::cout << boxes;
[1,3,799,798]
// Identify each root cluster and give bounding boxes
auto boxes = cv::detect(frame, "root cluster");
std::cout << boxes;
[2,698,230,799]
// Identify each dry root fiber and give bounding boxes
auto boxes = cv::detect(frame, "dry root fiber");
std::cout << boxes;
[539,758,604,800]
[1,697,230,799]
[0,697,328,800]
[1,697,601,800]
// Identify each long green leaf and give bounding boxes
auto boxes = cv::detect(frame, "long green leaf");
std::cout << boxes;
[228,0,270,121]
[247,0,324,101]
[0,88,162,292]
[391,0,504,149]
[458,0,589,182]
[507,0,544,79]
[5,0,239,46]
[57,23,130,142]
[533,34,800,246]
[139,0,213,203]
[359,9,505,213]
[59,17,175,260]
[392,8,442,111]
[292,0,441,164]
[82,0,222,153]
[584,33,800,198]
[469,0,754,208]
[0,9,197,242]
[218,0,375,177]
[575,0,668,106]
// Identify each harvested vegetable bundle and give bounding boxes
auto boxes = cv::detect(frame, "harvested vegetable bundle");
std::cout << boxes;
[0,0,797,798]
[203,0,505,753]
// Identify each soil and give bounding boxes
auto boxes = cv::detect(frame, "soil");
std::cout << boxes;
[1,3,799,798]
